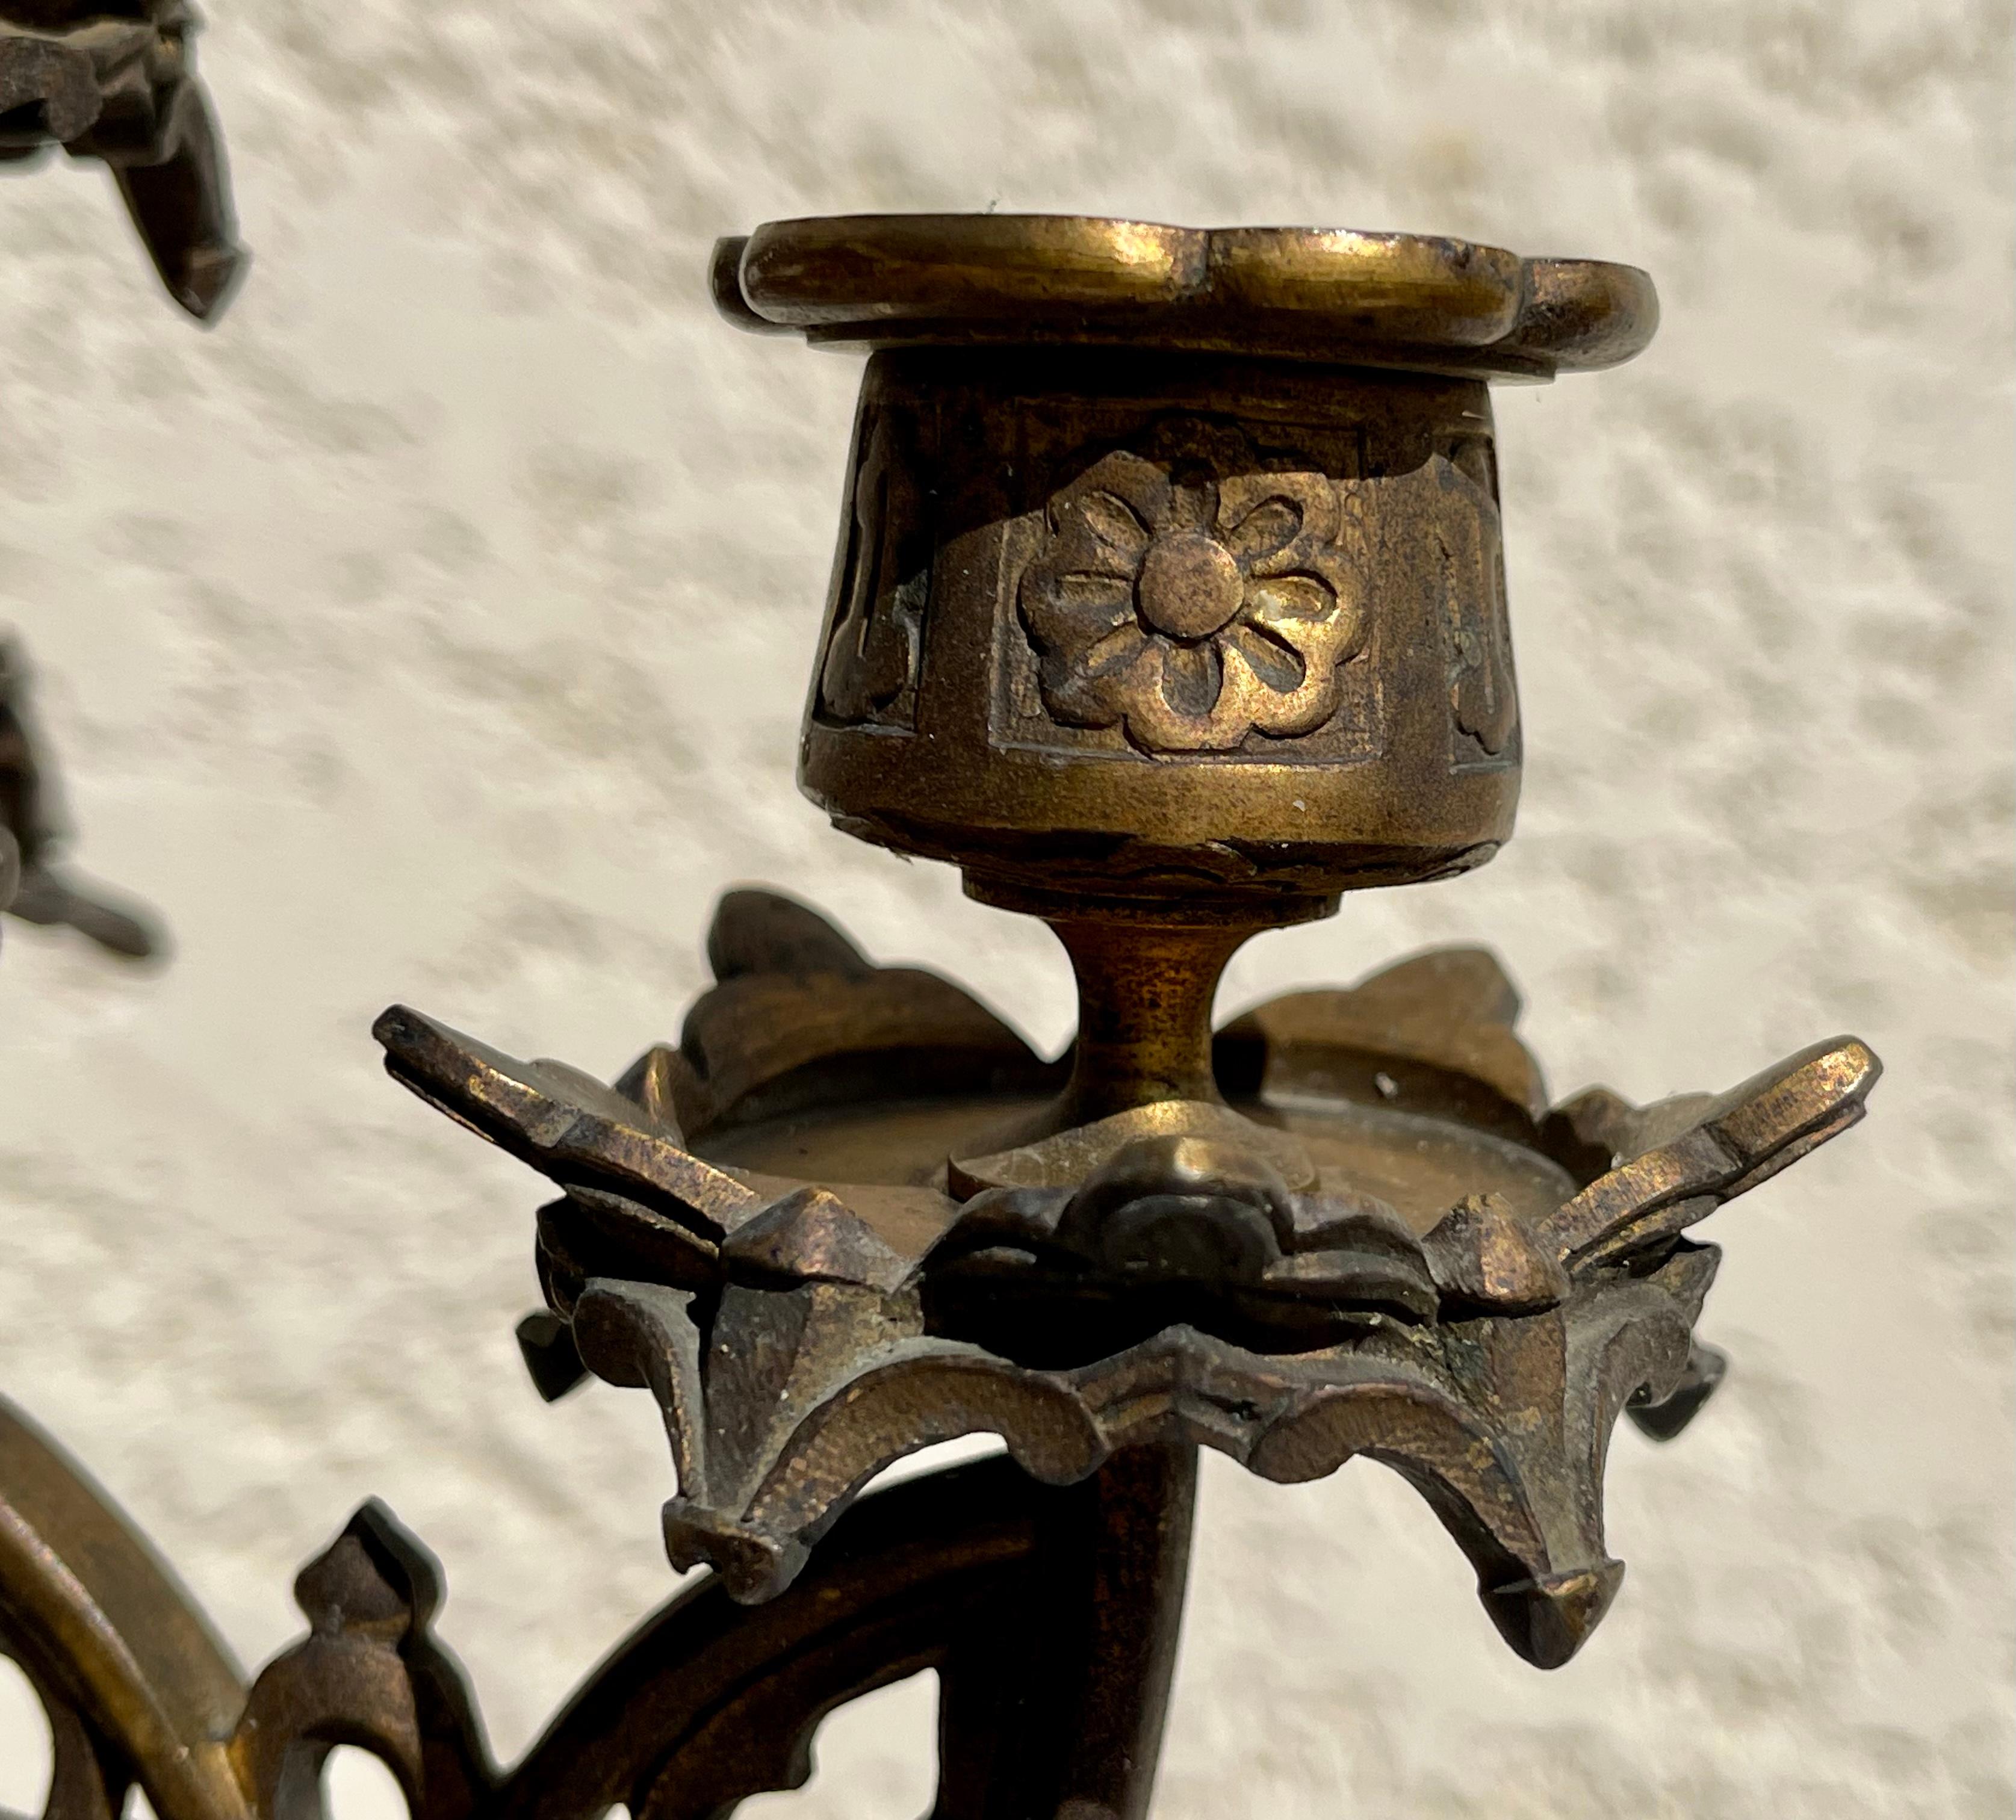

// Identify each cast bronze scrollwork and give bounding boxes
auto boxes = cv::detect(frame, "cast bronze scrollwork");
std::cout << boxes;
[3,214,1877,1819]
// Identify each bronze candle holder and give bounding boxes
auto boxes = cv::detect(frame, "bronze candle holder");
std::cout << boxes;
[0,213,1879,1820]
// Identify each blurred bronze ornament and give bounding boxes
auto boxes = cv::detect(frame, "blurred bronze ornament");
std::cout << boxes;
[1,0,244,320]
[0,637,163,956]
[2,215,1878,1820]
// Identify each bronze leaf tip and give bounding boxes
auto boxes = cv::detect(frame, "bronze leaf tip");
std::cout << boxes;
[1480,1559,1625,1670]
[167,239,247,322]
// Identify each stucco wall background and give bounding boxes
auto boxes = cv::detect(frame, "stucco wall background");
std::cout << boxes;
[1,2,2011,1815]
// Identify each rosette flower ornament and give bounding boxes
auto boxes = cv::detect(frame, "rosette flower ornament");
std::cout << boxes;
[1019,450,1366,753]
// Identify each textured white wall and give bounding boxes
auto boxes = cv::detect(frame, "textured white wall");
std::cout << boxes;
[1,3,2010,1815]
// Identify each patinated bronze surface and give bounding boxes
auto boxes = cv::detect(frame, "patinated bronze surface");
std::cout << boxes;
[1,212,1878,1819]
[0,0,243,318]
[373,890,1874,1671]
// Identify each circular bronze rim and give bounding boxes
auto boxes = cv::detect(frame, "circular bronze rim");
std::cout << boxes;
[713,214,1657,377]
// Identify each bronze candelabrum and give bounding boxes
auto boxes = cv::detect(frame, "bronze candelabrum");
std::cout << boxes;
[1,60,1880,1820]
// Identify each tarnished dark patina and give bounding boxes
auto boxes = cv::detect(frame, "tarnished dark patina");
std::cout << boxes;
[1,0,243,317]
[2,208,1878,1819]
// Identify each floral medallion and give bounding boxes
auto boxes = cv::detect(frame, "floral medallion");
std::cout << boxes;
[1018,446,1367,754]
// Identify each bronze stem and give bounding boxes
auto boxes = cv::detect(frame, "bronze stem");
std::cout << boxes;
[1047,915,1259,1124]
